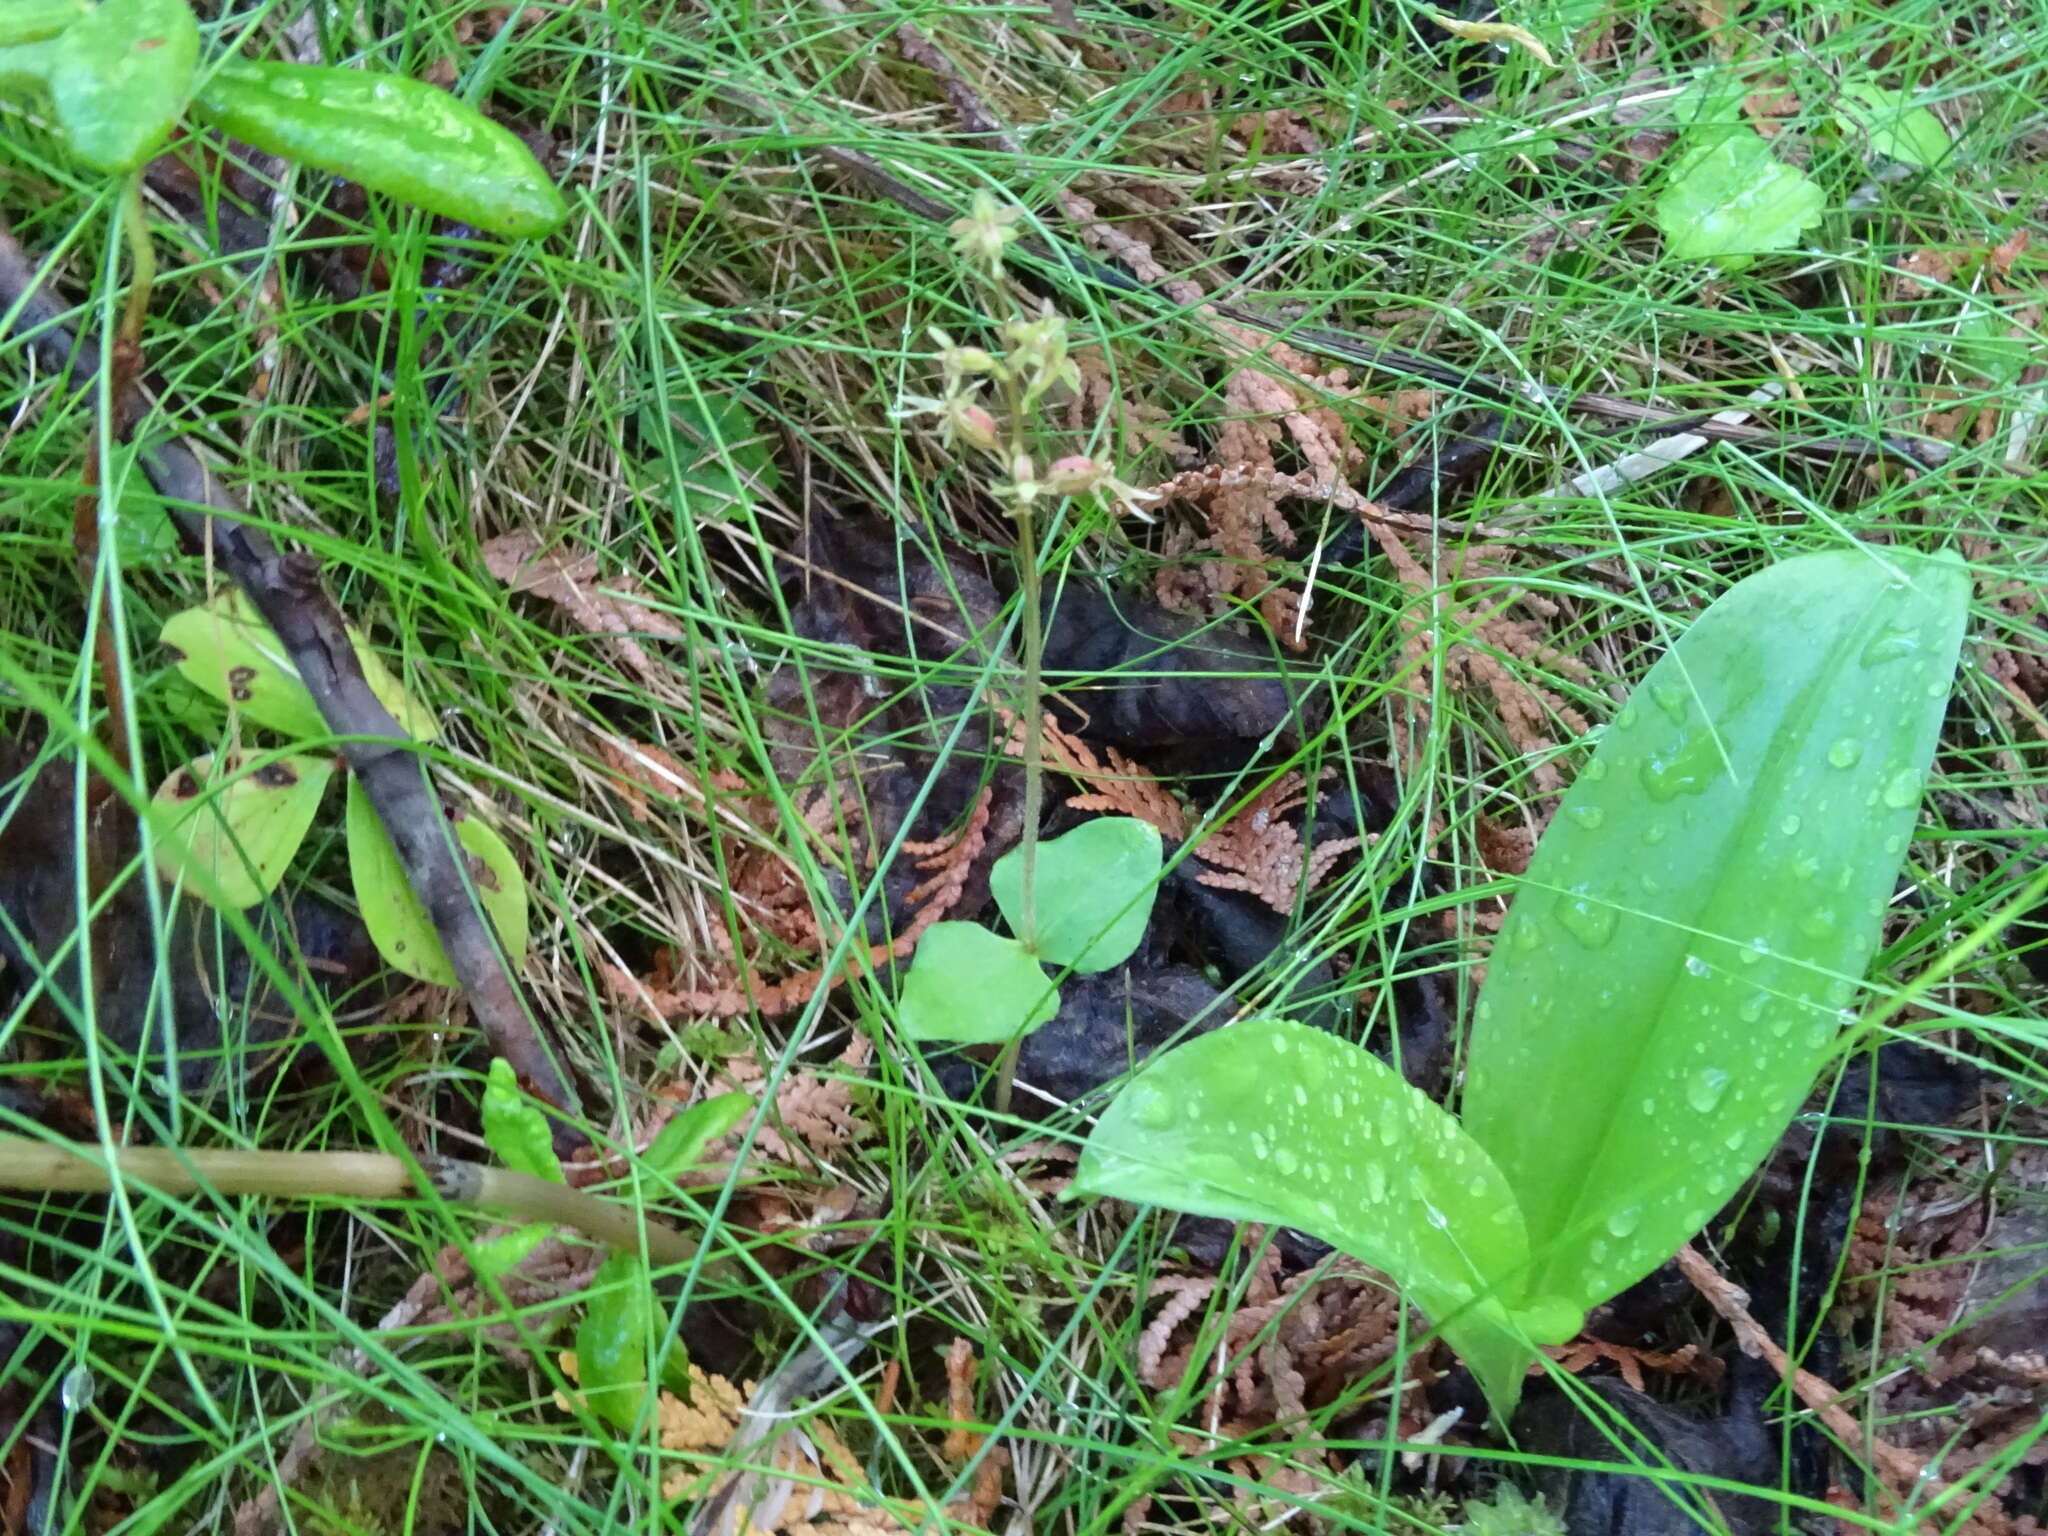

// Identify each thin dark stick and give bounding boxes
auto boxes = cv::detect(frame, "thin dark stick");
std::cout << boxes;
[0,221,583,1135]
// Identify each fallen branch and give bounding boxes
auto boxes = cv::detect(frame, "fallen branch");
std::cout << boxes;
[0,219,582,1131]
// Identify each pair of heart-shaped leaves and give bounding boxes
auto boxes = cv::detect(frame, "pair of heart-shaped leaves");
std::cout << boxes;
[151,591,527,986]
[1076,547,1970,1420]
[0,0,563,236]
[477,1058,752,1428]
[897,816,1163,1044]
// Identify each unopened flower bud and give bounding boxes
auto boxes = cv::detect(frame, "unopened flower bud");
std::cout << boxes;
[952,402,1001,452]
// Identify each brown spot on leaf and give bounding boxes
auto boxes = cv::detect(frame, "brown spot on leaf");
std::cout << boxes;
[171,772,199,800]
[255,764,298,789]
[228,665,259,701]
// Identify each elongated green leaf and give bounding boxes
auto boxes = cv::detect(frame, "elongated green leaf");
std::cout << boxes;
[150,750,332,908]
[990,816,1161,971]
[1462,548,1968,1311]
[45,0,196,171]
[572,1251,657,1429]
[189,60,567,239]
[644,1092,751,1179]
[896,921,1057,1044]
[345,778,528,985]
[1076,1017,1571,1418]
[161,590,439,744]
[483,1057,562,1183]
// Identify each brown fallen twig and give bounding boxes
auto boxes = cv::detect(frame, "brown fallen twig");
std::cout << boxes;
[0,220,583,1134]
[1676,1243,2010,1536]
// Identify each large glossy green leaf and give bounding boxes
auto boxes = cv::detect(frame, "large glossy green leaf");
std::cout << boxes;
[1075,1016,1571,1417]
[990,816,1161,971]
[1462,547,1968,1311]
[149,750,332,908]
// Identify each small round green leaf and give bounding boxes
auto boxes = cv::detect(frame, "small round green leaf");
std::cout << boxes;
[161,589,439,744]
[46,0,197,172]
[150,750,333,909]
[1834,83,1950,169]
[345,777,528,985]
[1653,129,1824,269]
[896,921,1057,1044]
[990,816,1162,972]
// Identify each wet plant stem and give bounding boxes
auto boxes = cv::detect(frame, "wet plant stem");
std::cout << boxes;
[72,176,157,789]
[996,368,1044,1116]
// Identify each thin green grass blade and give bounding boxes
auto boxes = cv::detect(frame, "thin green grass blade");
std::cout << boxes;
[1462,547,1969,1308]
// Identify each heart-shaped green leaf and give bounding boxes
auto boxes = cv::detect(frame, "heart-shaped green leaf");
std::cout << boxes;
[1653,128,1824,268]
[1462,548,1968,1312]
[150,750,332,909]
[45,0,196,172]
[161,590,439,744]
[991,816,1161,971]
[1834,82,1950,169]
[896,921,1057,1044]
[345,777,528,985]
[1075,1016,1570,1417]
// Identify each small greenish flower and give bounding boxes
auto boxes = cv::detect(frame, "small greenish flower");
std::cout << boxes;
[992,452,1045,510]
[1044,454,1159,522]
[950,192,1023,275]
[897,389,1002,453]
[1002,306,1082,406]
[930,327,1000,388]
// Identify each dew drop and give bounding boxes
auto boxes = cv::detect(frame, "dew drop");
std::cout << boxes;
[1859,627,1920,668]
[1643,823,1668,846]
[1725,1129,1745,1150]
[1365,1162,1388,1202]
[61,1366,93,1414]
[1270,1031,1290,1055]
[1557,887,1618,949]
[1738,996,1764,1024]
[1792,853,1821,880]
[1251,1131,1271,1159]
[1926,677,1947,699]
[1641,1096,1658,1115]
[1639,732,1721,801]
[1740,938,1769,966]
[1617,705,1639,728]
[1132,1091,1174,1130]
[1827,737,1863,769]
[1652,681,1690,723]
[1568,804,1606,830]
[1687,1067,1732,1112]
[1589,1238,1609,1264]
[1606,1205,1641,1237]
[1684,953,1711,978]
[1881,769,1921,809]
[1274,1147,1299,1176]
[1293,1083,1309,1107]
[1584,759,1609,785]
[1801,909,1839,941]
[1779,814,1801,836]
[1467,1175,1488,1197]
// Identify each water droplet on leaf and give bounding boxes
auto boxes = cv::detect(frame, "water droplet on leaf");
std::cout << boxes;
[1827,737,1863,769]
[1881,769,1920,809]
[1568,804,1605,830]
[1557,887,1617,949]
[1687,1067,1732,1112]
